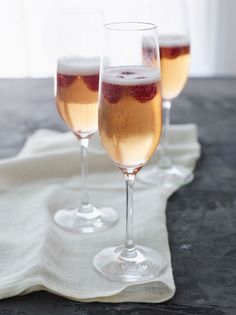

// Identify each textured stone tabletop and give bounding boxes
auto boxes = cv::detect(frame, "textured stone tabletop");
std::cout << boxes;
[0,78,235,314]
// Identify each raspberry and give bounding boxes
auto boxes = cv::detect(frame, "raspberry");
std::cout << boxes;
[82,75,99,91]
[160,45,190,59]
[129,83,157,103]
[160,46,181,59]
[102,82,123,104]
[182,46,190,55]
[57,73,76,88]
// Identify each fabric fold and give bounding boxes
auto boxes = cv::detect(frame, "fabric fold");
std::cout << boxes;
[0,124,200,302]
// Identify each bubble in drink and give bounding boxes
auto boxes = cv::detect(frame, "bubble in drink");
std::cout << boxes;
[56,56,100,138]
[99,66,162,171]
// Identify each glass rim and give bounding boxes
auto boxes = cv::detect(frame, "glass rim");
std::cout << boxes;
[104,22,157,31]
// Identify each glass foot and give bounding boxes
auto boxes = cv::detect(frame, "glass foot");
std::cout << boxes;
[54,206,118,233]
[139,164,194,187]
[93,245,166,283]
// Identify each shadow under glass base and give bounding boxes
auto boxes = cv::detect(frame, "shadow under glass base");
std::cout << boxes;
[138,163,194,187]
[93,245,166,283]
[54,206,118,233]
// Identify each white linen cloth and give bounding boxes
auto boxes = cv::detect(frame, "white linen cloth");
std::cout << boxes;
[0,124,200,303]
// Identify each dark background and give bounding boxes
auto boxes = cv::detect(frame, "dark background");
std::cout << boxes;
[0,78,235,314]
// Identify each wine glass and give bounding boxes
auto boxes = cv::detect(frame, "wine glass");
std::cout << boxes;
[140,0,193,186]
[54,11,118,233]
[93,22,166,282]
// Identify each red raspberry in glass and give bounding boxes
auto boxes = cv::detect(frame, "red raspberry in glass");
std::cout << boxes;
[82,75,99,91]
[57,73,76,88]
[129,82,157,103]
[102,82,123,104]
[160,46,182,59]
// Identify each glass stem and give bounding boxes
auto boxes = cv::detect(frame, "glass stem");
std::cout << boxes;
[123,173,136,258]
[159,100,172,168]
[79,138,92,213]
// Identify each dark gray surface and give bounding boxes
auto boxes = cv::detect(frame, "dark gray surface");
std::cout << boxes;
[0,78,235,314]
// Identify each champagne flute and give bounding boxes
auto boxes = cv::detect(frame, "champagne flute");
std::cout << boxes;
[54,11,118,233]
[93,22,166,282]
[141,0,193,186]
